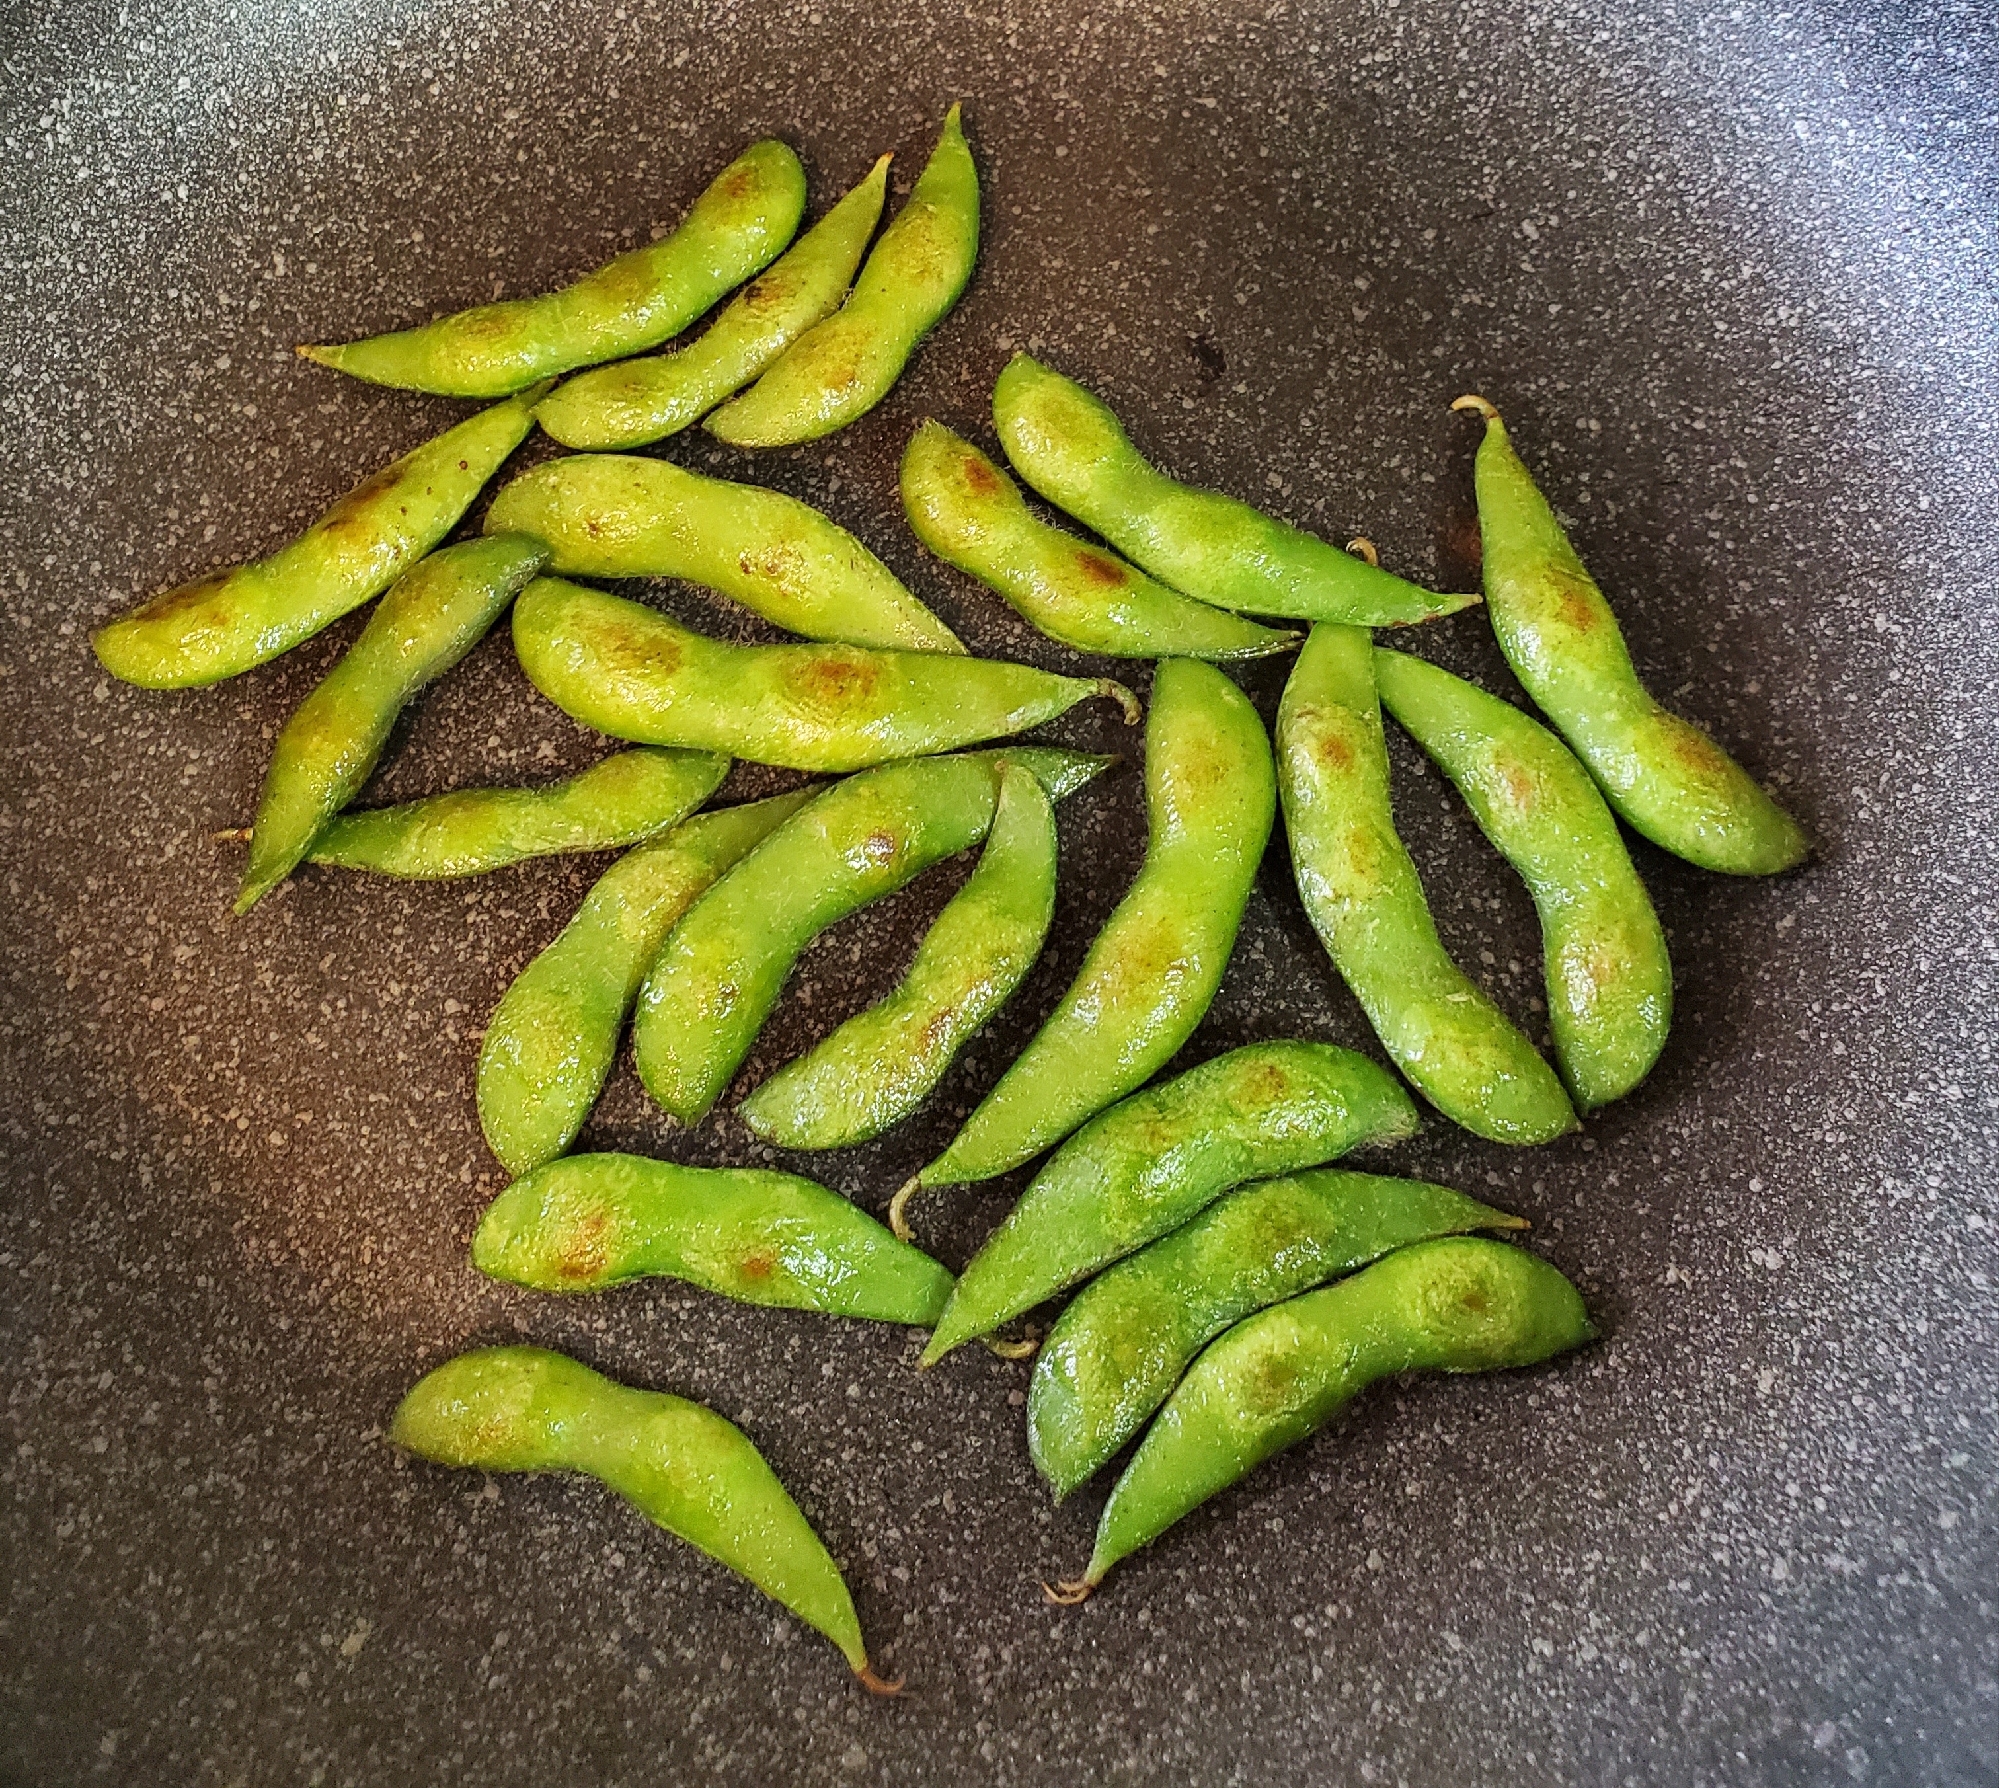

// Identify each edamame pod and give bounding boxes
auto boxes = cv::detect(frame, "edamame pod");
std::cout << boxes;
[738,759,1057,1150]
[302,142,807,397]
[992,355,1474,627]
[478,791,818,1175]
[1278,623,1577,1145]
[910,658,1275,1192]
[473,1153,954,1324]
[1456,396,1808,875]
[919,1042,1418,1365]
[513,578,1135,773]
[535,156,893,449]
[484,453,961,653]
[235,536,551,914]
[900,421,1298,661]
[1374,647,1673,1108]
[1027,1170,1524,1498]
[707,105,978,446]
[390,1347,894,1689]
[1066,1238,1593,1593]
[92,389,543,688]
[305,746,727,880]
[633,748,1110,1126]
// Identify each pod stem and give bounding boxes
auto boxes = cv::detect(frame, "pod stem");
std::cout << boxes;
[1345,536,1380,568]
[855,1661,905,1696]
[979,1327,1040,1362]
[1042,1577,1094,1606]
[1450,393,1500,421]
[887,1176,922,1244]
[213,826,251,844]
[1098,680,1142,726]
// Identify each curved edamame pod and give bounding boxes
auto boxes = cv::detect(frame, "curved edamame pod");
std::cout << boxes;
[631,747,1110,1126]
[302,141,806,398]
[910,658,1275,1193]
[513,578,1135,772]
[1374,647,1673,1108]
[304,746,727,880]
[1065,1238,1593,1593]
[738,759,1057,1150]
[1027,1170,1525,1498]
[390,1347,895,1689]
[472,1153,954,1324]
[92,389,543,688]
[235,535,551,914]
[1456,396,1808,875]
[478,791,818,1175]
[992,355,1475,627]
[919,1042,1418,1365]
[707,105,978,447]
[1278,623,1577,1145]
[900,421,1299,661]
[484,453,961,653]
[536,155,892,449]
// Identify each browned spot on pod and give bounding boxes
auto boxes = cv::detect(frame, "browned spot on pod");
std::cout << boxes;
[1074,550,1128,589]
[555,1208,613,1284]
[786,650,883,714]
[962,454,1004,498]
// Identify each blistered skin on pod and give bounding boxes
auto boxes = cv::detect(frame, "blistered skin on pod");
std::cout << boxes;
[1278,623,1577,1145]
[707,106,979,446]
[477,792,816,1175]
[991,355,1476,628]
[1457,397,1808,875]
[304,746,727,880]
[513,578,1135,772]
[739,760,1058,1150]
[92,390,543,688]
[1069,1239,1594,1592]
[912,659,1275,1192]
[1027,1170,1525,1498]
[536,156,892,450]
[919,1042,1418,1365]
[472,1154,954,1325]
[236,536,551,914]
[900,422,1298,660]
[1374,647,1673,1109]
[301,142,807,397]
[390,1347,896,1690]
[632,749,1112,1126]
[485,453,961,653]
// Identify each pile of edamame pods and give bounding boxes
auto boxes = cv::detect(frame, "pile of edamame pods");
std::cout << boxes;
[93,103,1807,1692]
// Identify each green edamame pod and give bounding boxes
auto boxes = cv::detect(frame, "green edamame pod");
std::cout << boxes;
[738,759,1057,1150]
[535,156,893,450]
[478,791,817,1175]
[302,142,806,398]
[1027,1170,1524,1498]
[92,390,542,688]
[1456,396,1808,875]
[919,1041,1418,1365]
[235,536,551,915]
[472,1153,954,1325]
[909,658,1275,1194]
[390,1347,895,1690]
[633,748,1110,1126]
[1374,647,1673,1108]
[484,453,961,653]
[900,421,1299,661]
[305,746,727,880]
[1278,623,1577,1145]
[1064,1238,1593,1593]
[707,105,978,446]
[513,578,1135,773]
[992,355,1474,628]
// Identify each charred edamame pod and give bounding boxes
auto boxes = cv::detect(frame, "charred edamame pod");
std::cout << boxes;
[536,155,892,449]
[707,106,978,446]
[1455,396,1808,875]
[513,578,1135,772]
[93,389,543,688]
[919,1042,1418,1365]
[303,142,806,397]
[1374,647,1672,1108]
[484,452,961,653]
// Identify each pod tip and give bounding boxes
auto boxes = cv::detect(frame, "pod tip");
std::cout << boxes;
[1451,393,1500,421]
[1345,536,1380,568]
[296,343,338,368]
[856,1662,904,1697]
[1042,1577,1094,1607]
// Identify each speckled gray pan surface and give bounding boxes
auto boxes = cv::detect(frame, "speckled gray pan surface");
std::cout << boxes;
[3,0,1995,1782]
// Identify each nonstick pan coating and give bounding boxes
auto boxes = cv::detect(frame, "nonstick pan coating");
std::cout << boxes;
[2,1,1993,1782]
